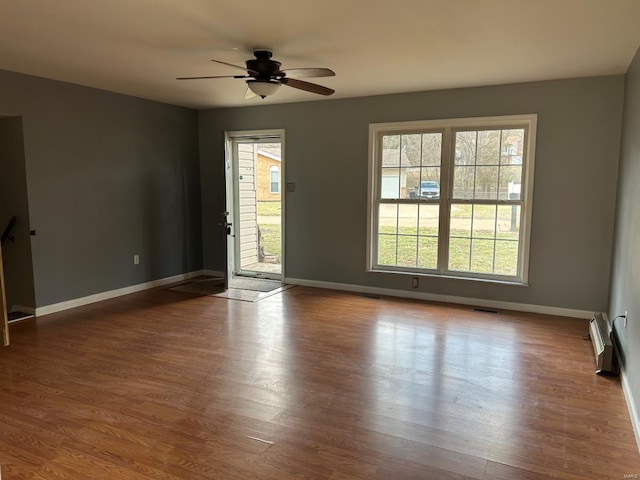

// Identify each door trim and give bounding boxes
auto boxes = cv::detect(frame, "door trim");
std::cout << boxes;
[1,243,10,346]
[225,129,285,281]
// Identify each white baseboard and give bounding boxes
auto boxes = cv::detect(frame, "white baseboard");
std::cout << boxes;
[34,273,593,320]
[35,270,206,317]
[284,277,593,319]
[621,363,640,454]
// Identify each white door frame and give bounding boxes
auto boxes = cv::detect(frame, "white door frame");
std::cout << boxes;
[0,243,9,346]
[224,129,285,281]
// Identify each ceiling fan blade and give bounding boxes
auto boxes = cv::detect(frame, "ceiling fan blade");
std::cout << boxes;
[280,68,335,79]
[176,74,248,80]
[211,59,259,75]
[281,78,334,96]
[245,86,258,100]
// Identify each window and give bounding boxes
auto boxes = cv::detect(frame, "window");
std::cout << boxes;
[270,166,280,193]
[368,114,536,284]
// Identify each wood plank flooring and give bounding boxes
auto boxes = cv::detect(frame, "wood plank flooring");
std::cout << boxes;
[0,285,638,479]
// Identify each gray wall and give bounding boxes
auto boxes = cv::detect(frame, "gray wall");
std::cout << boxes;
[0,69,202,307]
[200,76,624,311]
[0,116,35,309]
[609,48,640,422]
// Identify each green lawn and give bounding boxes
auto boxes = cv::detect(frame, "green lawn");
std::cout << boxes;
[259,224,281,257]
[377,203,520,275]
[257,200,519,275]
[257,201,281,217]
[378,226,518,276]
[257,202,282,257]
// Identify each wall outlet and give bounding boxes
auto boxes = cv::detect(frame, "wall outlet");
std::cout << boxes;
[411,277,419,288]
[133,254,140,265]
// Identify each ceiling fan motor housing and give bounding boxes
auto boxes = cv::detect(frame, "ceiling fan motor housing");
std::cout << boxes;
[246,50,282,80]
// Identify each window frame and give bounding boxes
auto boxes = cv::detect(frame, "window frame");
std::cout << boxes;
[367,114,537,285]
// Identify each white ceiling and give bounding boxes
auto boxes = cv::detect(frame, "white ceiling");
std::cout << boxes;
[0,0,639,110]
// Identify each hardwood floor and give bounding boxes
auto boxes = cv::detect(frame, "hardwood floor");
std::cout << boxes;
[0,285,638,479]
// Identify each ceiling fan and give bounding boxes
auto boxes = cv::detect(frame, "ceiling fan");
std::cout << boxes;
[177,49,335,99]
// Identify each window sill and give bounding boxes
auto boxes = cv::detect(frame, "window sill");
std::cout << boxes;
[368,268,529,287]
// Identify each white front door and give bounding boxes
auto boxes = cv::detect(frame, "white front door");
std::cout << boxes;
[226,130,284,281]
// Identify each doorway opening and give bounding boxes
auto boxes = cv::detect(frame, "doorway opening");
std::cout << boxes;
[0,115,36,345]
[226,130,284,282]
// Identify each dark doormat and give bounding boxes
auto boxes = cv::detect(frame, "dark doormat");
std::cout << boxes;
[168,276,293,302]
[211,283,294,302]
[228,277,283,292]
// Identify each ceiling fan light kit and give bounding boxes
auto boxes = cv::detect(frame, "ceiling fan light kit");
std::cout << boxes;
[177,49,335,100]
[246,79,280,98]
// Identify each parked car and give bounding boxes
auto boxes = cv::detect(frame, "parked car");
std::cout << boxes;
[409,180,440,199]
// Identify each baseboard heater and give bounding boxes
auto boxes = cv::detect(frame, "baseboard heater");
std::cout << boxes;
[588,312,614,375]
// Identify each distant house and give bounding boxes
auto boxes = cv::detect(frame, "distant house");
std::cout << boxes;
[381,149,411,198]
[256,149,281,202]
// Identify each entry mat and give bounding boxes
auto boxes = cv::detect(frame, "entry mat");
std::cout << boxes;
[168,276,294,302]
[228,277,282,292]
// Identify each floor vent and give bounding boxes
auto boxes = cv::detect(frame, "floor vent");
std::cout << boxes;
[473,308,498,314]
[361,294,381,300]
[589,312,614,375]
